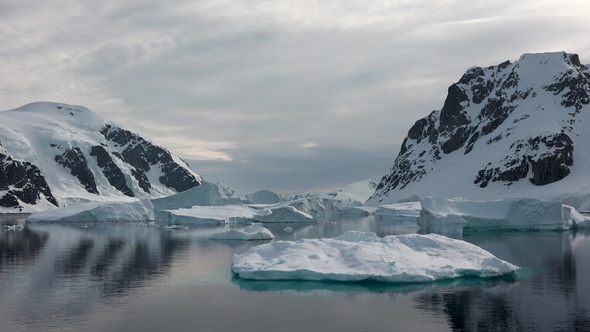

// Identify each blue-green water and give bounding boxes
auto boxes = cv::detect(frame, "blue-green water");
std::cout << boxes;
[1,215,589,331]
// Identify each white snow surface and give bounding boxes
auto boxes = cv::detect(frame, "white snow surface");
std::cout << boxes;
[418,196,590,233]
[210,225,275,240]
[162,205,260,225]
[252,205,314,223]
[232,231,519,282]
[297,179,377,208]
[26,199,154,223]
[368,52,590,207]
[376,201,422,220]
[327,179,378,205]
[0,102,202,211]
[151,182,246,210]
[158,201,315,225]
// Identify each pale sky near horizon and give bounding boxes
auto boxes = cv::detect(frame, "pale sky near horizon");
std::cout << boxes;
[2,0,590,195]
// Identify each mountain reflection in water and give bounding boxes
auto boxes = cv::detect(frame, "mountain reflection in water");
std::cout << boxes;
[0,216,589,332]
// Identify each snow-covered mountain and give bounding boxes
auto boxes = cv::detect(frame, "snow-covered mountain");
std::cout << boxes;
[369,52,590,205]
[0,102,203,212]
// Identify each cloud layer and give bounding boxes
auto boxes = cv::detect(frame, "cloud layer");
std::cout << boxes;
[2,0,590,194]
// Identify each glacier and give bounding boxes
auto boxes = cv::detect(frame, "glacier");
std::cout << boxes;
[232,231,519,283]
[26,199,154,223]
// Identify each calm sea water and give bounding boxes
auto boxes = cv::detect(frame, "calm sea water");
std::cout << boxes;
[1,214,589,332]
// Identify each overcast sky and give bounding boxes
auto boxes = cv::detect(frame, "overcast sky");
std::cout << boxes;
[2,1,590,195]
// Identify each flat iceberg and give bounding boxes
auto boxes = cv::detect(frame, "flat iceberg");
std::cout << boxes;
[232,231,519,283]
[210,225,275,240]
[260,197,341,221]
[162,205,260,225]
[418,197,588,234]
[26,199,154,223]
[418,197,590,233]
[252,206,314,223]
[376,201,422,221]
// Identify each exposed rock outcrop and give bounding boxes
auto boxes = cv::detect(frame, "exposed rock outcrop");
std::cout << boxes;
[370,52,590,204]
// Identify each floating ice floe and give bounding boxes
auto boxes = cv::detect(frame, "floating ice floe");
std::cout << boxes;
[232,231,519,283]
[210,225,275,240]
[2,224,24,230]
[26,199,154,223]
[419,197,590,233]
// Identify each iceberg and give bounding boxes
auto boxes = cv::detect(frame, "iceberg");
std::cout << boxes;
[252,206,314,223]
[210,225,275,240]
[26,199,154,223]
[151,182,245,210]
[245,190,283,204]
[269,197,342,221]
[323,179,378,208]
[342,206,377,217]
[375,201,422,221]
[161,205,260,225]
[419,197,581,233]
[232,231,519,282]
[562,205,590,228]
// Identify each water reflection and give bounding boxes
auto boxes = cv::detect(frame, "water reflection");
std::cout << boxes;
[0,226,49,272]
[413,231,590,331]
[232,275,518,295]
[0,223,195,330]
[24,224,192,297]
[0,215,589,331]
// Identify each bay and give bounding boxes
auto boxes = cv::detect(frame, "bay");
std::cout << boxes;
[1,214,589,331]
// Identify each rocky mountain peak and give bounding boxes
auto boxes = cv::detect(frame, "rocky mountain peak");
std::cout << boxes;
[370,52,590,205]
[0,102,203,212]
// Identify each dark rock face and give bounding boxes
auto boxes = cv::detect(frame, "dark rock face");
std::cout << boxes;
[0,147,58,209]
[100,124,201,193]
[372,52,589,202]
[544,57,590,113]
[90,145,134,197]
[527,133,574,185]
[55,147,99,195]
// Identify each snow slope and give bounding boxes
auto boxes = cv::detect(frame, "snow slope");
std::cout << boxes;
[369,52,590,207]
[297,179,377,207]
[0,102,203,212]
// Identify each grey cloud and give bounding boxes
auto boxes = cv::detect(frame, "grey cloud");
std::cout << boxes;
[2,0,590,193]
[188,144,397,195]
